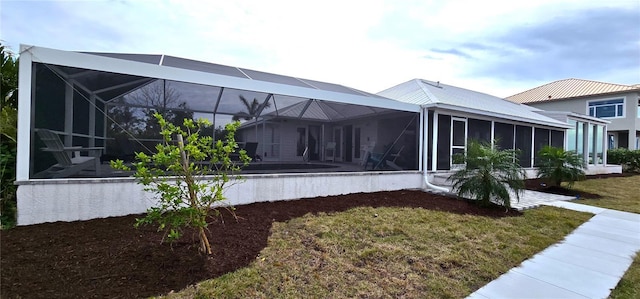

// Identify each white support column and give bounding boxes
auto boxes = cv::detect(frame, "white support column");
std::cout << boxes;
[418,109,424,172]
[530,127,535,167]
[490,121,495,149]
[64,82,74,146]
[432,111,439,171]
[89,94,96,147]
[583,123,590,165]
[603,124,608,165]
[16,46,34,181]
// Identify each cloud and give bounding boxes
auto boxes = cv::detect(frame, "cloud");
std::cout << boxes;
[429,48,473,59]
[2,0,638,99]
[459,7,640,83]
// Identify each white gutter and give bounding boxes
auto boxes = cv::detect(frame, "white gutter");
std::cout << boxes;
[421,108,450,193]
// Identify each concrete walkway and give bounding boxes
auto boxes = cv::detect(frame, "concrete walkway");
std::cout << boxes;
[468,201,640,299]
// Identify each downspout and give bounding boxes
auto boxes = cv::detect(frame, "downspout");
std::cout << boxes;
[421,107,450,193]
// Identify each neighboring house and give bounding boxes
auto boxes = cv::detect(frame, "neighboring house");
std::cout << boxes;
[507,78,640,150]
[15,46,619,226]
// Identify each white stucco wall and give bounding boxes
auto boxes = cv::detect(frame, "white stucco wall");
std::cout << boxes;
[16,171,424,226]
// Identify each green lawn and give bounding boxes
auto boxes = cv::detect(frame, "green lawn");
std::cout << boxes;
[161,206,590,299]
[570,175,640,299]
[572,175,640,214]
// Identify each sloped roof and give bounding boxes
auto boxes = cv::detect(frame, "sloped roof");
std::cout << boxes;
[378,79,569,128]
[506,78,640,104]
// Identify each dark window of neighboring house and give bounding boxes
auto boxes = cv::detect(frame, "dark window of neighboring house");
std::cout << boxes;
[619,131,629,148]
[588,99,624,118]
[437,114,451,170]
[515,125,532,168]
[534,128,550,166]
[494,122,514,150]
[551,130,564,148]
[468,118,491,144]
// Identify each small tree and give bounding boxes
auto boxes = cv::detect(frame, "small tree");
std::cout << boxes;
[1,43,18,228]
[111,113,249,255]
[536,146,586,188]
[448,140,526,208]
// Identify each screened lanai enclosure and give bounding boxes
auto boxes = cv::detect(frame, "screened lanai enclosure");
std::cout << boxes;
[23,47,419,180]
[17,46,622,226]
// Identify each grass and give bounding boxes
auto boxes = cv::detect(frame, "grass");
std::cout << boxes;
[161,205,590,299]
[571,175,640,214]
[610,253,640,299]
[569,174,640,299]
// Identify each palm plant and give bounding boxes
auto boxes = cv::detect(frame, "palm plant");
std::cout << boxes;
[447,140,526,208]
[232,95,271,121]
[536,146,586,188]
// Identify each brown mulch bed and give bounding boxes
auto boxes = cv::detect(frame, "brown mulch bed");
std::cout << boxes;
[524,173,633,199]
[1,190,520,299]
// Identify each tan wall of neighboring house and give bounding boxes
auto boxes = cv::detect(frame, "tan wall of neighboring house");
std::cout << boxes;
[527,91,640,149]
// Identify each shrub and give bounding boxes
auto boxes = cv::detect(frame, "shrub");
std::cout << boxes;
[536,146,586,188]
[0,143,17,229]
[608,148,640,173]
[111,113,249,255]
[447,140,526,208]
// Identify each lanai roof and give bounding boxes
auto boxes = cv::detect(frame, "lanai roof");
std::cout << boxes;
[378,79,570,128]
[20,45,419,118]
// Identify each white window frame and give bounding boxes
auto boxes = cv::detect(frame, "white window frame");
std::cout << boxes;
[450,117,467,169]
[586,97,625,119]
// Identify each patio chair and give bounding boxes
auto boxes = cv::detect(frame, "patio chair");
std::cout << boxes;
[364,145,405,170]
[243,142,258,161]
[325,142,336,162]
[34,129,102,178]
[363,150,384,170]
[385,146,405,170]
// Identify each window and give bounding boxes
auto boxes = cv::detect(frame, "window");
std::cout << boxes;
[494,122,514,151]
[588,99,624,118]
[515,125,532,168]
[566,120,577,152]
[608,133,616,149]
[436,115,451,170]
[551,130,564,148]
[451,118,467,166]
[533,128,550,166]
[467,118,491,144]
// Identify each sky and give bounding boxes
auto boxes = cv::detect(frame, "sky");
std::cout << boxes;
[1,0,639,98]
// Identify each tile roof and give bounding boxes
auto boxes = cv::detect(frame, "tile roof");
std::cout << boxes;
[506,78,640,104]
[378,79,569,128]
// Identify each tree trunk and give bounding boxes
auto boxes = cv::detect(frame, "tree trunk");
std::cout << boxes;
[177,134,212,255]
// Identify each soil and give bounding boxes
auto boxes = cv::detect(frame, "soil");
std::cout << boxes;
[1,190,520,299]
[524,173,633,199]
